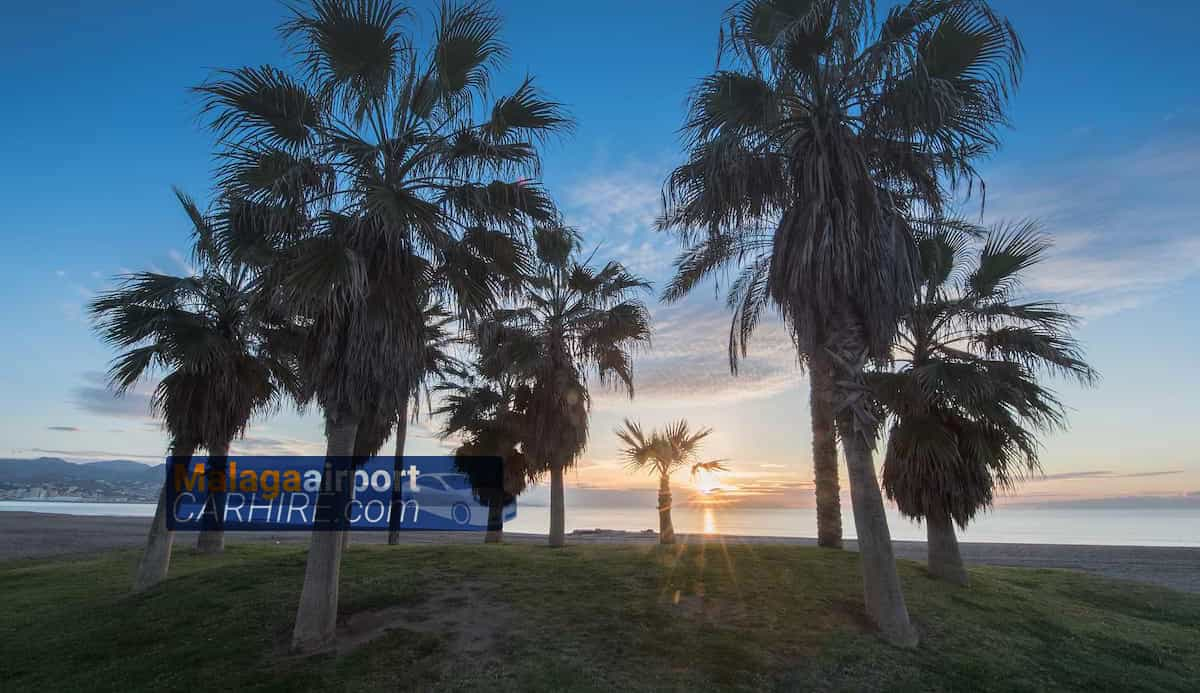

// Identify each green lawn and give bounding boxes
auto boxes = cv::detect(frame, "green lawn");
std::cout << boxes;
[2,542,1197,691]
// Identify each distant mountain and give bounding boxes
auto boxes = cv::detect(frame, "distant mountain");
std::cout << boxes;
[0,457,164,484]
[1007,494,1200,510]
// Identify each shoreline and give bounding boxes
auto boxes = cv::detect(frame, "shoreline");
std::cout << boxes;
[4,500,1198,548]
[2,510,1197,593]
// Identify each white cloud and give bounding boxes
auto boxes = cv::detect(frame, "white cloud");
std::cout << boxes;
[560,159,680,282]
[168,248,196,276]
[72,371,156,419]
[230,433,325,457]
[558,158,805,407]
[979,136,1200,318]
[592,298,802,408]
[563,162,662,236]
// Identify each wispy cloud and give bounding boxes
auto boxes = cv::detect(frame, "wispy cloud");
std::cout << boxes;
[592,298,801,408]
[564,164,661,237]
[46,426,80,432]
[556,158,806,407]
[168,248,196,276]
[231,434,325,457]
[28,447,162,461]
[980,133,1200,318]
[560,159,680,281]
[72,371,155,419]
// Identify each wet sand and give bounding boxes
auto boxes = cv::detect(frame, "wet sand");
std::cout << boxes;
[1,511,1197,593]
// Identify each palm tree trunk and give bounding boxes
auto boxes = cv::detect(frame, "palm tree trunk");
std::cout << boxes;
[132,441,194,592]
[195,440,229,554]
[839,413,918,648]
[824,309,917,648]
[387,398,409,546]
[548,462,565,547]
[926,510,968,586]
[485,495,504,543]
[809,350,843,549]
[340,486,355,551]
[342,422,376,552]
[291,411,359,653]
[657,474,675,545]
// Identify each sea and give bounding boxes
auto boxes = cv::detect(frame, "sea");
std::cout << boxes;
[2,500,1197,547]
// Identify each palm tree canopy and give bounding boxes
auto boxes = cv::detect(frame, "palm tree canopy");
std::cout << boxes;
[89,190,301,451]
[659,0,1023,385]
[436,343,534,501]
[483,224,653,473]
[354,295,464,457]
[616,419,727,479]
[873,220,1097,527]
[196,0,570,422]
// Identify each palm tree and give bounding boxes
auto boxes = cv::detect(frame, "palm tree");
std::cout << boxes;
[616,419,727,544]
[339,296,460,550]
[386,299,461,544]
[195,0,569,651]
[487,225,652,547]
[872,221,1096,585]
[658,0,1023,645]
[90,190,298,589]
[438,352,534,544]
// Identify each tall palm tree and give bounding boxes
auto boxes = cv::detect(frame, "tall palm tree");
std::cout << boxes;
[196,0,569,651]
[338,296,460,550]
[658,0,1023,645]
[487,225,652,547]
[872,221,1096,585]
[90,190,298,589]
[386,299,461,544]
[616,419,727,544]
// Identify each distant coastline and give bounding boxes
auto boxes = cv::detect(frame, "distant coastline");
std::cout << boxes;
[4,499,1198,549]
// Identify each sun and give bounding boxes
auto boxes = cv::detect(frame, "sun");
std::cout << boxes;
[694,469,722,495]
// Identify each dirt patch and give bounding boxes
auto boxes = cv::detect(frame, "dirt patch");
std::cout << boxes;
[335,578,516,658]
[660,588,751,625]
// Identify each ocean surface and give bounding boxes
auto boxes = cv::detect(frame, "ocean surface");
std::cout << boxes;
[3,500,1197,547]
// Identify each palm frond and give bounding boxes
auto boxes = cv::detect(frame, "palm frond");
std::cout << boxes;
[878,216,1094,525]
[283,0,408,121]
[967,220,1047,298]
[195,66,322,150]
[431,0,507,103]
[482,76,573,143]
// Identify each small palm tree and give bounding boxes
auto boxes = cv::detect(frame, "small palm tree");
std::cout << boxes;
[90,190,298,589]
[658,0,1023,645]
[488,224,652,547]
[616,419,727,544]
[196,0,568,651]
[872,221,1096,585]
[438,350,534,544]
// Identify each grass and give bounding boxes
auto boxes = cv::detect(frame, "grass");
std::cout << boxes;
[2,542,1198,691]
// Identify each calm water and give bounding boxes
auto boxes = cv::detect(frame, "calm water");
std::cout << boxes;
[3,500,1197,547]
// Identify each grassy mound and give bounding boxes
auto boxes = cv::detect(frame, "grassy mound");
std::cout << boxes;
[2,543,1197,691]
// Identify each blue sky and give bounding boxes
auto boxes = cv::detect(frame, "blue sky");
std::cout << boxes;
[1,1,1198,507]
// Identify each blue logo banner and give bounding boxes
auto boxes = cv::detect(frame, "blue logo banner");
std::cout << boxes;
[164,456,513,531]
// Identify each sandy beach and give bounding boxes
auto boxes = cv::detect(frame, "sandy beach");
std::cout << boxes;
[2,510,1196,593]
